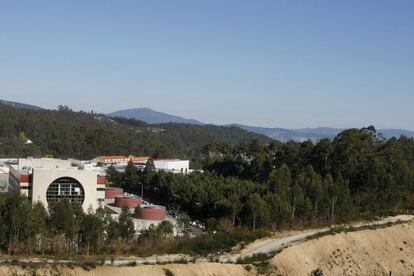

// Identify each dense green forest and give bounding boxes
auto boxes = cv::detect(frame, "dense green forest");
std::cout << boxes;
[0,103,270,160]
[0,192,266,256]
[107,126,414,231]
[1,102,414,257]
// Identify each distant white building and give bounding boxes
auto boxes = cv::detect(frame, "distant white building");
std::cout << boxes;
[154,159,190,174]
[92,156,191,174]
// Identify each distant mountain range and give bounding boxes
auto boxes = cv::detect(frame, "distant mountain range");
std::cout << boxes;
[108,107,204,125]
[227,124,339,142]
[229,124,414,142]
[2,100,414,142]
[108,107,414,142]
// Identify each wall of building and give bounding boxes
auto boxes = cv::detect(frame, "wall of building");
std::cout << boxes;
[0,168,8,192]
[8,165,24,193]
[154,160,189,173]
[31,168,104,211]
[131,216,178,236]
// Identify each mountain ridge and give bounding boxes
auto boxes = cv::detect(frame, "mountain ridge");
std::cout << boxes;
[0,100,44,111]
[108,107,204,125]
[109,107,414,142]
[3,100,414,142]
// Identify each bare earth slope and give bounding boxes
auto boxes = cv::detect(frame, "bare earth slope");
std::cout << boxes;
[0,263,250,276]
[1,217,413,276]
[272,221,414,276]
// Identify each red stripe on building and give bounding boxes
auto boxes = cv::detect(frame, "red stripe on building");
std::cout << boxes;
[97,176,106,184]
[20,174,30,183]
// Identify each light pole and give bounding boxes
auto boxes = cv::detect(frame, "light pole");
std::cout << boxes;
[138,182,144,199]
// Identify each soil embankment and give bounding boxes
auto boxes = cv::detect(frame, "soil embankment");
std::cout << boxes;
[1,217,413,276]
[272,220,414,275]
[0,263,251,276]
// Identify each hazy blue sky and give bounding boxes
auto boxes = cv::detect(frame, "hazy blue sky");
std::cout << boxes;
[1,1,413,129]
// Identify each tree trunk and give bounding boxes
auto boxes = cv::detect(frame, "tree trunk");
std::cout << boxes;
[252,214,256,231]
[331,197,336,223]
[232,206,236,227]
[8,231,12,255]
[291,195,296,221]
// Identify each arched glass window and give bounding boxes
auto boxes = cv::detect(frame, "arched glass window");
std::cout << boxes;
[46,177,85,205]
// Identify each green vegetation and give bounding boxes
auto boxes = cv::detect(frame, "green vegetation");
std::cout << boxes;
[0,103,270,160]
[0,191,267,257]
[1,103,414,260]
[163,268,175,276]
[0,193,134,256]
[171,228,268,256]
[108,126,414,231]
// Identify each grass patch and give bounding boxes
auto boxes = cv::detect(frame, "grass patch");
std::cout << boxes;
[306,220,407,241]
[172,227,268,256]
[236,249,282,265]
[79,261,96,271]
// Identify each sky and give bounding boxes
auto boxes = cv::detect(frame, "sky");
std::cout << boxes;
[0,1,413,129]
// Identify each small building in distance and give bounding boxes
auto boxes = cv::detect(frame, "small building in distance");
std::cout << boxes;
[154,159,190,174]
[8,158,105,211]
[93,155,191,174]
[93,155,149,168]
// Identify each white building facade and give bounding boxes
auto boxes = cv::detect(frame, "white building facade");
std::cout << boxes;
[9,158,105,211]
[154,159,190,174]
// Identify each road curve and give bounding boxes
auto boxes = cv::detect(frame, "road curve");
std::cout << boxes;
[224,214,413,263]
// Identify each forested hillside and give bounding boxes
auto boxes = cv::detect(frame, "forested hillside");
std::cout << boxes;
[0,103,270,159]
[108,126,414,231]
[1,101,414,257]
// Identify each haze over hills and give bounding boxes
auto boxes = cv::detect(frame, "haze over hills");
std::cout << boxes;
[0,100,43,111]
[2,100,414,142]
[108,107,204,125]
[231,124,414,142]
[0,101,271,159]
[109,107,414,142]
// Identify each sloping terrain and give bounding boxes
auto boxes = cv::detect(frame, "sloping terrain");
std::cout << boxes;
[108,107,204,125]
[0,219,413,275]
[0,263,251,276]
[232,124,414,142]
[0,100,44,111]
[0,103,270,159]
[271,221,414,275]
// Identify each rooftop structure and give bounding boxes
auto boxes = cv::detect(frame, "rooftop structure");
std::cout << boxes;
[93,155,149,166]
[93,155,191,174]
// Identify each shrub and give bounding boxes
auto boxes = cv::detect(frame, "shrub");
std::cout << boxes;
[310,268,324,276]
[80,262,96,271]
[163,268,174,276]
[172,227,268,256]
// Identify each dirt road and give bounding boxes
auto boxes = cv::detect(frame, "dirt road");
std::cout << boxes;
[221,214,413,263]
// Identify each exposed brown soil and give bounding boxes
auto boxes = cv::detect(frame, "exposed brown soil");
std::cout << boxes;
[0,263,252,276]
[1,218,413,276]
[271,221,414,275]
